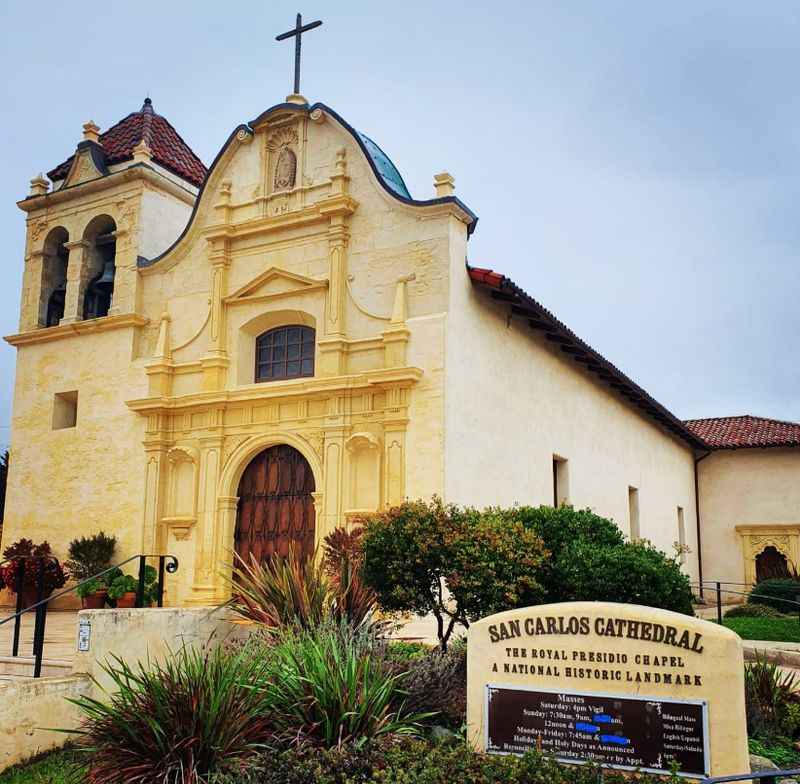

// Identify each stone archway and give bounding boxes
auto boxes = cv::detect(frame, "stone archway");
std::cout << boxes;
[234,444,316,562]
[756,546,789,582]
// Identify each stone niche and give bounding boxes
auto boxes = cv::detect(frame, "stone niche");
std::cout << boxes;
[467,601,748,778]
[736,524,800,585]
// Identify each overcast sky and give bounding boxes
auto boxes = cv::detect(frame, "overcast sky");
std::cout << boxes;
[0,1,798,447]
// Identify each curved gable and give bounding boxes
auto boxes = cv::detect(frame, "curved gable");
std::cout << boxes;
[138,100,477,270]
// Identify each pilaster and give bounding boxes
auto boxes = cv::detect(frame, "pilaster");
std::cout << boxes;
[201,238,231,391]
[318,148,358,376]
[20,250,45,331]
[59,239,90,324]
[187,435,224,605]
[106,228,133,316]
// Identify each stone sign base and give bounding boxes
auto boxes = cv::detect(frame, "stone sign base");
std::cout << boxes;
[467,602,748,778]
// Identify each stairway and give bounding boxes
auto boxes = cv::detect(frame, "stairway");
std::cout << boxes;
[0,610,77,684]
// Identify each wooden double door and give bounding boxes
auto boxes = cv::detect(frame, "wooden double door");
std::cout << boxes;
[234,444,316,563]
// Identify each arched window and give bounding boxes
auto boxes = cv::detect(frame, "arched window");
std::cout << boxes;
[255,325,314,382]
[41,227,69,327]
[82,215,116,320]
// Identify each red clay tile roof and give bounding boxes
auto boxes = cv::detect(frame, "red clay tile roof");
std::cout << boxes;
[47,98,207,188]
[468,265,709,450]
[684,415,800,450]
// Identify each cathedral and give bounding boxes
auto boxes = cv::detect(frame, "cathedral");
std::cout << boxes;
[5,90,799,605]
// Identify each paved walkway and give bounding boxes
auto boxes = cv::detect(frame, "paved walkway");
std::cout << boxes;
[0,609,77,664]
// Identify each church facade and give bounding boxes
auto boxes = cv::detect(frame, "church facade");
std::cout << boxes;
[5,94,799,605]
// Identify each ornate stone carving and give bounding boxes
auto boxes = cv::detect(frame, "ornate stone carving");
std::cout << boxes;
[304,430,325,459]
[274,147,297,191]
[30,219,48,244]
[266,126,299,151]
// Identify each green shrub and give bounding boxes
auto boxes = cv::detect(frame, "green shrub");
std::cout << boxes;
[726,603,783,619]
[744,653,799,739]
[390,640,467,728]
[554,540,695,615]
[68,645,275,784]
[361,499,547,650]
[386,641,430,662]
[65,531,116,581]
[213,737,670,784]
[749,578,800,613]
[255,620,428,746]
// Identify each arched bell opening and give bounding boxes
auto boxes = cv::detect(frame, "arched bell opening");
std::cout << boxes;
[41,227,70,327]
[82,214,117,320]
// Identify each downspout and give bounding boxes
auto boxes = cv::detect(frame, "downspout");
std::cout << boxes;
[694,449,712,598]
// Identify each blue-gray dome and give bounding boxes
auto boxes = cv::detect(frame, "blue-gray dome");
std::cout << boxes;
[357,132,411,199]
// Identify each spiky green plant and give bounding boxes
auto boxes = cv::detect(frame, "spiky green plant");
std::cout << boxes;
[744,653,799,739]
[256,620,429,746]
[67,644,274,784]
[225,547,332,628]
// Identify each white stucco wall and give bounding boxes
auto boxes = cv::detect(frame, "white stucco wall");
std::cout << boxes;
[444,258,700,580]
[697,448,800,584]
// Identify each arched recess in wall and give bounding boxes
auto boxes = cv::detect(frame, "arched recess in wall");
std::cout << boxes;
[236,309,317,385]
[41,227,69,327]
[162,446,199,541]
[345,432,381,519]
[81,214,117,320]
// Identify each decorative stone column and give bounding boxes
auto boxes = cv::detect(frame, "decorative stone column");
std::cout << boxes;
[214,495,239,601]
[200,238,231,391]
[317,148,357,377]
[60,239,90,324]
[188,437,224,605]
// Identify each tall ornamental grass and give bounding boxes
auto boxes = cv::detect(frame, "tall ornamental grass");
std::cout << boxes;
[68,645,274,784]
[257,621,429,746]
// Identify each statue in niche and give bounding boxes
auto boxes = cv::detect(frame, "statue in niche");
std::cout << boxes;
[274,146,297,191]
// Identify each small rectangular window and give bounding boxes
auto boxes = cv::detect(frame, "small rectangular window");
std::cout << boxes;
[628,486,640,541]
[52,390,78,430]
[677,506,686,563]
[553,456,569,507]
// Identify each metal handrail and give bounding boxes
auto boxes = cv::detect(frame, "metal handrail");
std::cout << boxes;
[693,578,800,624]
[0,553,178,678]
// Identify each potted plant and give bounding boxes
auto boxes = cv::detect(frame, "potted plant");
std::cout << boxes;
[108,566,158,609]
[0,539,67,608]
[65,531,116,609]
[108,575,138,608]
[76,577,108,609]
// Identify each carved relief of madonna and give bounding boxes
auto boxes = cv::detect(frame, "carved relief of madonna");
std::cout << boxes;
[274,146,297,191]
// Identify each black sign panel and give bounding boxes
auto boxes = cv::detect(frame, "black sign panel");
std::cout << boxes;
[486,686,708,778]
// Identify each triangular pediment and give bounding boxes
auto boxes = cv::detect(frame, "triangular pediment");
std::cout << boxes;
[225,267,328,304]
[63,142,109,188]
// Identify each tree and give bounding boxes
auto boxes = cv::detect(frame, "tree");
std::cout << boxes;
[360,499,547,650]
[502,505,695,615]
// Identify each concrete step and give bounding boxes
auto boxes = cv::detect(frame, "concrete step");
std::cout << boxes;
[0,655,72,677]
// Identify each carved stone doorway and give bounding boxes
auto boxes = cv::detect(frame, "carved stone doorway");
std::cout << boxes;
[755,545,789,582]
[234,444,316,563]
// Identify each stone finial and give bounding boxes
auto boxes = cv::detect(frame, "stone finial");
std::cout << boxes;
[132,139,153,163]
[82,121,101,143]
[29,173,50,197]
[28,173,49,197]
[335,148,347,177]
[433,172,455,197]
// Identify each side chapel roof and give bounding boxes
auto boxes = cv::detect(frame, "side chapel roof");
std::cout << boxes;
[47,98,207,187]
[684,415,800,450]
[467,266,709,450]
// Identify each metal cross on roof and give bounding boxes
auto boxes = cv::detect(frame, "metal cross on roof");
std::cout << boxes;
[276,13,323,96]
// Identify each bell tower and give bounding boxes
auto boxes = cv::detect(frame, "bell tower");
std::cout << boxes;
[13,98,205,335]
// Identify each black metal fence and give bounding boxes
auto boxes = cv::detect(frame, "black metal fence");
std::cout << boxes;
[692,579,800,625]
